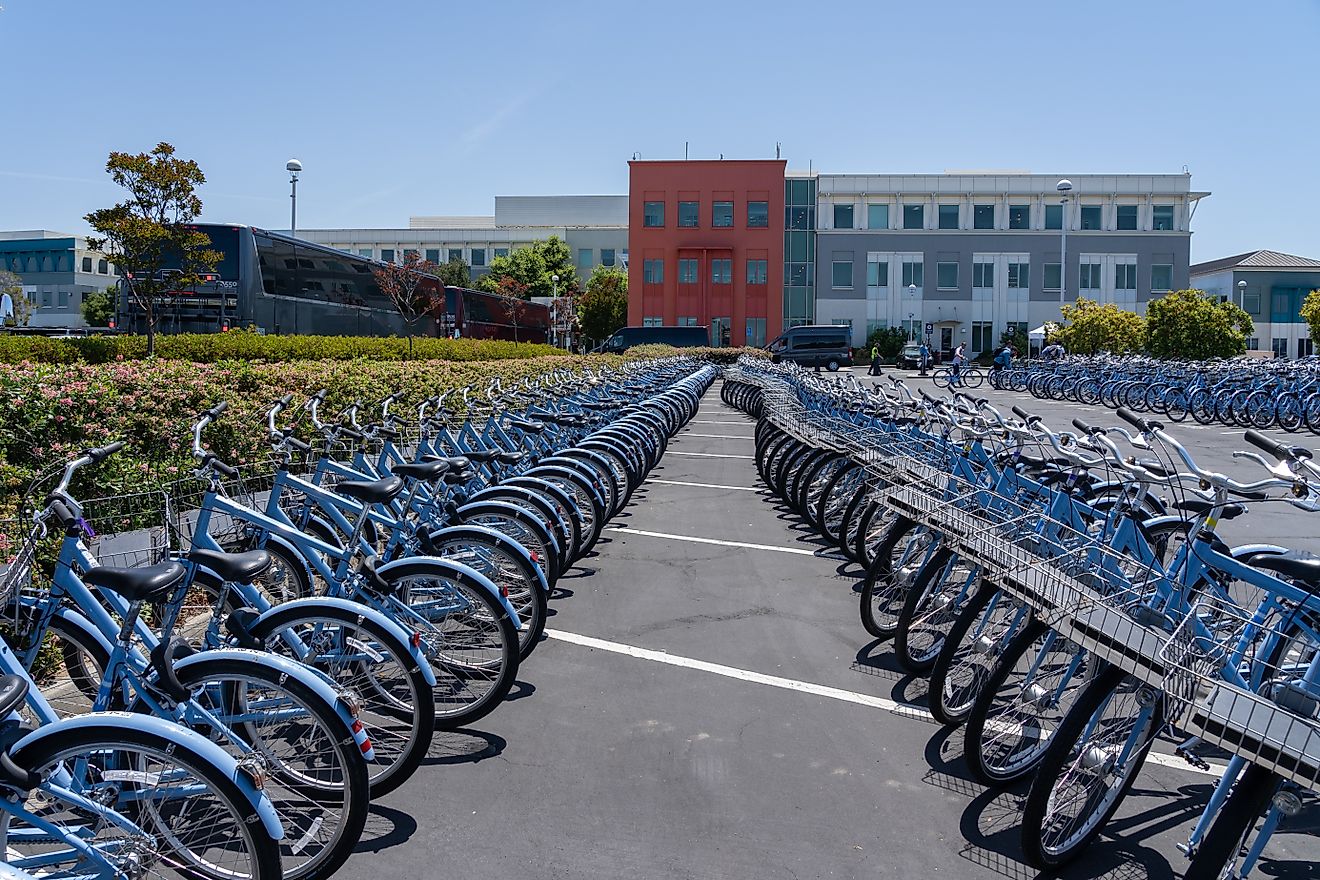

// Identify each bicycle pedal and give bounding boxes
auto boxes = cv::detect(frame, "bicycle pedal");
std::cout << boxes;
[1174,746,1210,771]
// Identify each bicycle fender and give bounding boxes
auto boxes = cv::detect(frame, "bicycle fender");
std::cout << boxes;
[256,531,317,591]
[49,606,116,660]
[11,711,285,841]
[1228,543,1289,561]
[374,555,520,627]
[172,648,374,762]
[425,524,550,596]
[250,596,436,686]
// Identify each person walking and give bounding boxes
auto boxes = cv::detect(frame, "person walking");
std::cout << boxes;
[951,341,966,387]
[918,339,931,376]
[868,342,882,376]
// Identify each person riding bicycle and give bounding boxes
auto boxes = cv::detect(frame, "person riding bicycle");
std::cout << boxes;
[1041,339,1065,361]
[992,344,1013,372]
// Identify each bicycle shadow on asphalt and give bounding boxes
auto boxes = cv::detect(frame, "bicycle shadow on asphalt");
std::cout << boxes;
[423,728,508,767]
[851,639,936,713]
[354,803,419,854]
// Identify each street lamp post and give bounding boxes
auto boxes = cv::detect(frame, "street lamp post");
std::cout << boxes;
[286,159,302,238]
[550,273,560,347]
[1056,179,1073,318]
[1237,279,1247,311]
[908,283,917,340]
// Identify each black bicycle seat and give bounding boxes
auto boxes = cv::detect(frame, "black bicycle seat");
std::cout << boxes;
[1173,499,1245,520]
[496,451,525,465]
[336,475,405,504]
[391,459,450,481]
[188,548,272,583]
[506,416,546,433]
[422,454,470,471]
[84,560,187,604]
[0,675,29,720]
[462,449,502,464]
[1252,551,1320,586]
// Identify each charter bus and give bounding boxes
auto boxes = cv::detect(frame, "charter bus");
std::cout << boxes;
[117,223,550,341]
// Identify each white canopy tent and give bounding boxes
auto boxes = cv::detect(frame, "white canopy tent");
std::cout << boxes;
[1028,325,1049,342]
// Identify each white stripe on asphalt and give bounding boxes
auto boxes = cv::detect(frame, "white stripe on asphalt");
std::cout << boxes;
[681,432,756,440]
[545,628,1221,778]
[666,450,756,460]
[691,419,752,425]
[646,479,761,492]
[607,525,823,556]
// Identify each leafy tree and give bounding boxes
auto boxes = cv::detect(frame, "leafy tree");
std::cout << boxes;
[80,287,116,327]
[435,257,470,288]
[84,142,221,356]
[1298,290,1320,348]
[576,265,628,343]
[864,327,906,362]
[999,325,1028,356]
[476,236,578,300]
[372,252,443,352]
[1146,288,1253,359]
[0,270,31,327]
[1050,298,1147,355]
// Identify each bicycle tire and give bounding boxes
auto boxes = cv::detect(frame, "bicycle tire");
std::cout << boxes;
[894,547,977,674]
[927,584,1026,727]
[1184,765,1282,880]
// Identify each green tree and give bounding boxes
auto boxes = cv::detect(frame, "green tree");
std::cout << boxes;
[84,142,221,356]
[372,251,442,353]
[0,269,31,327]
[476,236,578,299]
[999,325,1028,356]
[576,265,628,343]
[1050,298,1147,355]
[435,257,470,288]
[1298,289,1320,348]
[1146,288,1253,359]
[865,327,906,362]
[80,287,116,327]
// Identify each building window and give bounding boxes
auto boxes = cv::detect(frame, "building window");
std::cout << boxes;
[1007,320,1028,339]
[973,204,994,229]
[747,201,769,228]
[1300,338,1314,358]
[643,259,664,284]
[1116,205,1138,231]
[1007,262,1029,289]
[1044,262,1061,291]
[677,316,700,326]
[358,249,373,258]
[867,204,889,230]
[711,259,731,284]
[936,261,958,290]
[1245,337,1259,350]
[939,204,960,230]
[425,248,441,263]
[746,317,767,348]
[678,259,698,284]
[467,248,484,267]
[81,256,93,272]
[1045,204,1063,230]
[1151,263,1172,291]
[643,316,664,328]
[1151,205,1174,231]
[833,204,854,229]
[1243,289,1261,315]
[1080,262,1102,290]
[97,259,109,274]
[1273,338,1288,359]
[1080,206,1102,230]
[746,259,768,285]
[831,260,853,288]
[972,321,994,353]
[402,249,419,261]
[678,201,699,227]
[495,247,509,258]
[41,291,51,307]
[601,249,616,267]
[712,201,733,228]
[642,201,665,227]
[446,248,462,263]
[972,262,994,288]
[866,260,888,287]
[903,204,924,230]
[1008,204,1030,230]
[1115,262,1137,290]
[380,249,395,264]
[577,248,593,270]
[901,260,924,288]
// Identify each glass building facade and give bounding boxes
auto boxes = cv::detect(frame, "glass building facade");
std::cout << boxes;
[784,176,816,328]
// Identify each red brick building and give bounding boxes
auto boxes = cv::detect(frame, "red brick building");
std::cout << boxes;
[627,159,785,347]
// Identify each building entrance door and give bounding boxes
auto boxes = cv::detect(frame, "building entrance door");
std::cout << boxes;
[940,326,953,357]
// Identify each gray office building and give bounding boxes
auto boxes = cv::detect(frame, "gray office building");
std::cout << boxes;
[1191,250,1320,360]
[0,230,117,328]
[812,173,1206,355]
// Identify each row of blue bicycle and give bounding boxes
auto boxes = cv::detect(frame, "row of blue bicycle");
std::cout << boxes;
[996,354,1320,432]
[0,358,716,880]
[722,357,1320,879]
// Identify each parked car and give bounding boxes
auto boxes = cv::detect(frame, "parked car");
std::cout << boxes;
[595,325,710,353]
[766,325,853,371]
[897,342,922,369]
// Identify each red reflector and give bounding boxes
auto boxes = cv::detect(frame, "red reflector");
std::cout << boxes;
[530,551,539,563]
[410,631,422,649]
[360,739,373,755]
[500,585,509,599]
[351,719,363,734]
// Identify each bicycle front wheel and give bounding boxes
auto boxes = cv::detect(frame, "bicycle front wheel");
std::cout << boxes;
[10,721,283,880]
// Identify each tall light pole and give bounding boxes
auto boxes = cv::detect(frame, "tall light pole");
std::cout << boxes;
[907,283,917,340]
[551,273,560,347]
[286,159,302,238]
[1056,179,1072,317]
[1237,279,1246,311]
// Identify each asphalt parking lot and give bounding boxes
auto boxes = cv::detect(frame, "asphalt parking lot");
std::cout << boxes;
[344,379,1319,879]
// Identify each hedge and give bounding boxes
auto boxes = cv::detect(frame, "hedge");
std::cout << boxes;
[0,332,560,365]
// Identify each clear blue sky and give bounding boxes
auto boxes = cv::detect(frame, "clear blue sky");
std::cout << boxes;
[1,0,1315,263]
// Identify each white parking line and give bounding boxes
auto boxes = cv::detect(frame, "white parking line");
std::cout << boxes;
[666,450,755,460]
[691,419,752,425]
[681,432,755,440]
[607,525,822,556]
[544,628,1220,777]
[646,479,761,492]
